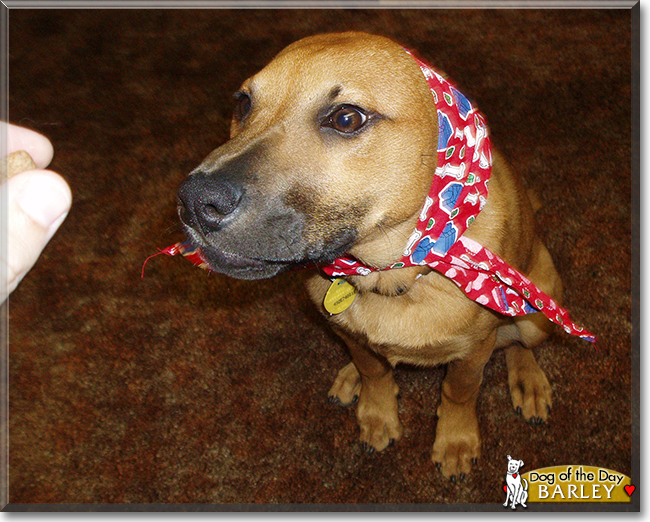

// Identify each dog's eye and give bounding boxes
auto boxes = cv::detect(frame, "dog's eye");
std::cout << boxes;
[325,105,367,134]
[234,92,252,121]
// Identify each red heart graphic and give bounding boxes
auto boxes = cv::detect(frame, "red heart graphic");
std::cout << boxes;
[624,485,635,497]
[513,473,518,478]
[503,485,507,492]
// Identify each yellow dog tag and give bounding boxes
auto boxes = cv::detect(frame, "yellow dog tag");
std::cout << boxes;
[323,278,357,315]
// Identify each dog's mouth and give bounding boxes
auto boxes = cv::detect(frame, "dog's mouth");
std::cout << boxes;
[201,246,292,279]
[185,229,357,280]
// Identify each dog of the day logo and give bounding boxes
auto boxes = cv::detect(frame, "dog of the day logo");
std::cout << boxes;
[503,460,635,506]
[503,455,529,509]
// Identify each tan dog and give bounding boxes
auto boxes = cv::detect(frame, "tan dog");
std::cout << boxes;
[177,32,562,481]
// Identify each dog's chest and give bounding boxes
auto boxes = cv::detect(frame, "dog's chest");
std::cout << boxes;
[307,272,498,365]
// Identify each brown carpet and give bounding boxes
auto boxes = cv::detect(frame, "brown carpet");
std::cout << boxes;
[6,8,635,509]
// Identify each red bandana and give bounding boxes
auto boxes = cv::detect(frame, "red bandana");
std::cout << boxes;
[320,50,595,344]
[147,50,595,344]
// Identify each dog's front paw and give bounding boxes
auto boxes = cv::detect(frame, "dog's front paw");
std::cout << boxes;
[345,373,403,452]
[357,388,404,452]
[328,362,361,406]
[506,345,552,425]
[431,401,481,481]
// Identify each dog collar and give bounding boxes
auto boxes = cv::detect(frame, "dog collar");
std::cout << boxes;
[321,50,595,344]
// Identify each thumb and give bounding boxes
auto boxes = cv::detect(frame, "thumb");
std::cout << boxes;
[3,169,72,301]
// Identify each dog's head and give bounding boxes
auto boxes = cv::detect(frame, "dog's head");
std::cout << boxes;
[506,455,524,474]
[178,32,438,279]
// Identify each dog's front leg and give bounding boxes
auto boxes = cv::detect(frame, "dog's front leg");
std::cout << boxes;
[503,488,513,507]
[511,486,521,509]
[329,330,404,452]
[432,331,496,481]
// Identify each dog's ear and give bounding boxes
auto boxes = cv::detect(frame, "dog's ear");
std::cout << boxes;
[519,460,524,467]
[507,455,512,461]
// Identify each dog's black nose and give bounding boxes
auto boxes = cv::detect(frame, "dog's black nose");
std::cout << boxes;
[177,171,243,232]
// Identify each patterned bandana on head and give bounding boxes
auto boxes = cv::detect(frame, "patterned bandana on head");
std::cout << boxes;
[148,49,595,344]
[320,50,596,344]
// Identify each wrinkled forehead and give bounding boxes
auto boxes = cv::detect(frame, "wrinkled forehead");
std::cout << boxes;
[242,37,429,114]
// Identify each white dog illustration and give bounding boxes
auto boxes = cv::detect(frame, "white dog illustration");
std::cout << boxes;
[503,455,528,509]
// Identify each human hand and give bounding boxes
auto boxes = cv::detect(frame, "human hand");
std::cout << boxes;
[2,123,72,302]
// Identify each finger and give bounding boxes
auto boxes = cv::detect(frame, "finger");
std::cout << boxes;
[2,122,54,169]
[2,169,72,300]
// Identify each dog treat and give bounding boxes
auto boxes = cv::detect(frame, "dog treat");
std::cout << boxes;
[0,150,37,181]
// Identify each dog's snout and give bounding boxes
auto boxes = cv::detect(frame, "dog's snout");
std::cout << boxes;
[178,171,243,232]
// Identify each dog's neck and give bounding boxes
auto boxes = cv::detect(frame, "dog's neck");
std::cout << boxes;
[348,212,422,269]
[345,211,430,296]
